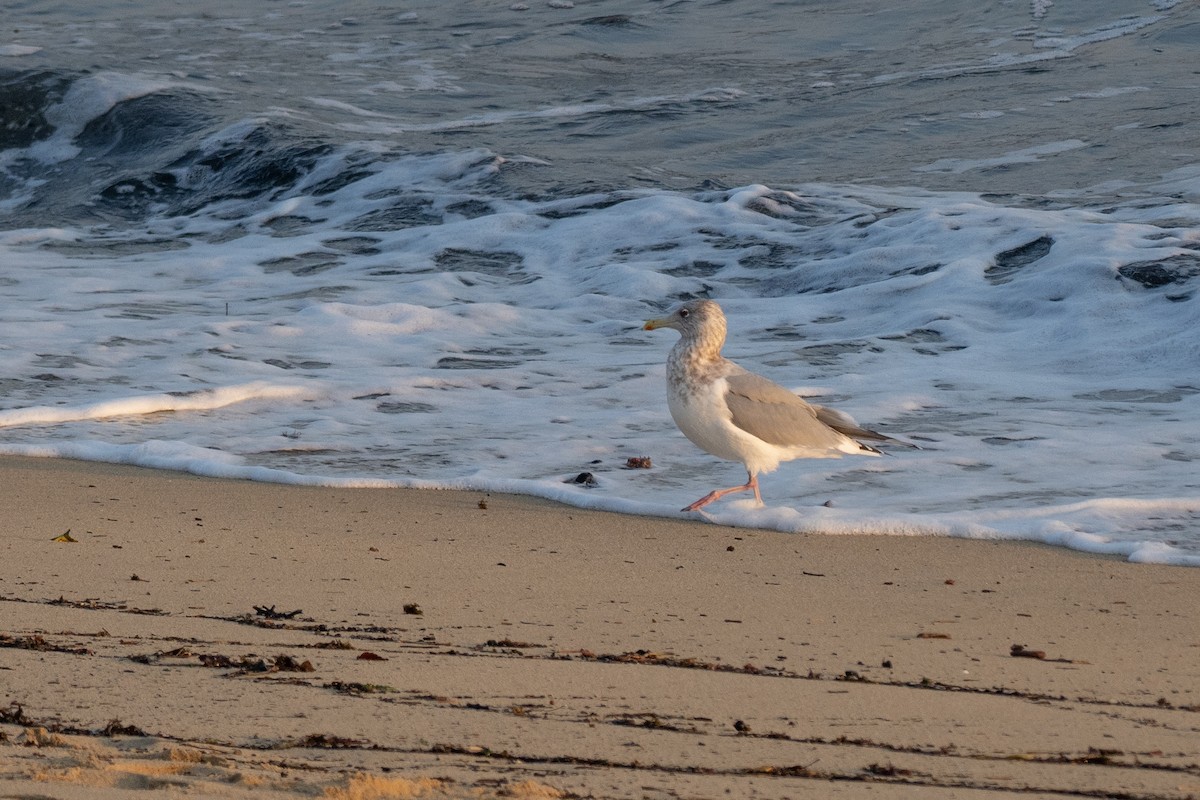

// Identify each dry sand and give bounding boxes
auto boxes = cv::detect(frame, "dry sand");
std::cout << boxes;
[1,455,1197,799]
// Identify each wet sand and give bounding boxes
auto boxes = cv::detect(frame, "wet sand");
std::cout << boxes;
[1,455,1197,799]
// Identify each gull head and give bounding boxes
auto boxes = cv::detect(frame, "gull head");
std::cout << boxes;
[642,299,727,341]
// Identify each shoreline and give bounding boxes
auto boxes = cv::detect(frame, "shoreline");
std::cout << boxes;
[2,455,1198,799]
[4,448,1197,567]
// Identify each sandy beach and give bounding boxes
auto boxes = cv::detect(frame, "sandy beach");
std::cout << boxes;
[1,455,1197,799]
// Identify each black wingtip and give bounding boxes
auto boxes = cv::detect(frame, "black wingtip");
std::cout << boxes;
[856,436,923,455]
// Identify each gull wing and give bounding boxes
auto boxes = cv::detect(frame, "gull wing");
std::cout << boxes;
[811,404,917,448]
[723,371,851,451]
[811,404,887,442]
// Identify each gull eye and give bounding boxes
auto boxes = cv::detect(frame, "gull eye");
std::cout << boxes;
[679,308,690,318]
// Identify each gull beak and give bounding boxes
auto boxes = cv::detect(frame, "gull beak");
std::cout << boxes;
[643,316,669,331]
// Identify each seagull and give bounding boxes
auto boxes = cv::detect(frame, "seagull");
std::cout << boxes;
[643,299,901,512]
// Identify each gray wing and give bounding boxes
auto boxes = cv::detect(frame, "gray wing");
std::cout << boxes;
[812,404,889,442]
[811,404,918,448]
[723,370,852,450]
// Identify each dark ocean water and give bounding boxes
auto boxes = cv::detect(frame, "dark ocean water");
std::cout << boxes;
[5,0,1198,217]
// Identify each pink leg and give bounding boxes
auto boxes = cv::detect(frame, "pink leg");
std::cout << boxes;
[683,472,762,512]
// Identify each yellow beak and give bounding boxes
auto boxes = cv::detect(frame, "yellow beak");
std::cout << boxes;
[643,317,669,331]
